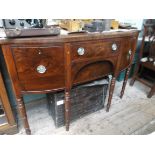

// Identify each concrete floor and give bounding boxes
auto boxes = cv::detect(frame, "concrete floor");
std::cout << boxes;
[16,80,155,135]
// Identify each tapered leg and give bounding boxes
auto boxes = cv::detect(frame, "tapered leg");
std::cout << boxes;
[120,67,131,98]
[64,90,71,131]
[106,77,116,112]
[147,84,155,98]
[17,98,31,135]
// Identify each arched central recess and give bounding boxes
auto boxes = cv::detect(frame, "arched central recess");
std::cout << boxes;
[72,60,115,85]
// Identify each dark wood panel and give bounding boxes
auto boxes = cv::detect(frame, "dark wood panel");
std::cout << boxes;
[118,37,132,71]
[72,57,117,84]
[71,39,120,61]
[11,45,65,91]
[119,36,138,71]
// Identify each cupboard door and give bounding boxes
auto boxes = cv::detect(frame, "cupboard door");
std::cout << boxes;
[11,45,65,91]
[119,37,133,71]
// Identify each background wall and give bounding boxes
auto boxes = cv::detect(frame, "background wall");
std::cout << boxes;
[116,19,143,30]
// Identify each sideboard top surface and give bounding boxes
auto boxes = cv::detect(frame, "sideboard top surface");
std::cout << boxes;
[0,30,139,45]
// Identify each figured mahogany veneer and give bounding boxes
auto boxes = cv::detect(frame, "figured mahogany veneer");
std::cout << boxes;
[11,44,65,92]
[71,39,120,61]
[0,30,139,134]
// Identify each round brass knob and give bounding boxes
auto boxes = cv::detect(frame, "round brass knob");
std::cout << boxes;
[36,65,46,74]
[111,43,117,51]
[77,47,85,56]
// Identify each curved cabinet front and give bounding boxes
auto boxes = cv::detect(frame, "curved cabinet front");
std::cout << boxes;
[0,30,139,134]
[71,57,118,85]
[118,36,137,72]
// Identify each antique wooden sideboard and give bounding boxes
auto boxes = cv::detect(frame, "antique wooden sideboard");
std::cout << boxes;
[0,30,139,134]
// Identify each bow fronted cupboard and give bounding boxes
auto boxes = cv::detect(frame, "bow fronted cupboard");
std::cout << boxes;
[0,30,139,134]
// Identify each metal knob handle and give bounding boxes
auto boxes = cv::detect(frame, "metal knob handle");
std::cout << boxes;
[77,47,85,56]
[127,49,132,60]
[111,43,117,51]
[128,49,132,55]
[36,65,46,74]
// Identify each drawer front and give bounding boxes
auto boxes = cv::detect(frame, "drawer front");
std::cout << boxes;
[11,45,65,91]
[119,37,135,71]
[71,39,121,61]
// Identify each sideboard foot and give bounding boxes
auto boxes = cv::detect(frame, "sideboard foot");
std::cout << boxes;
[130,78,136,86]
[26,128,31,135]
[106,106,110,112]
[66,125,69,131]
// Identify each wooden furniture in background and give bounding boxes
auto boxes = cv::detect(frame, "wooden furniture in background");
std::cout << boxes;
[0,30,139,134]
[0,71,17,134]
[130,24,155,98]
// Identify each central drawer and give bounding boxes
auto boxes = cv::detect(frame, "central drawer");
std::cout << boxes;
[11,45,65,91]
[71,39,121,61]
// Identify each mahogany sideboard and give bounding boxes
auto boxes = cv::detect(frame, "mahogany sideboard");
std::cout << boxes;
[0,30,139,134]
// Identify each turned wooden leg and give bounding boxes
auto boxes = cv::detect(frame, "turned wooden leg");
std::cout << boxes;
[64,90,71,131]
[106,77,116,112]
[17,98,31,135]
[147,84,155,98]
[120,66,131,99]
